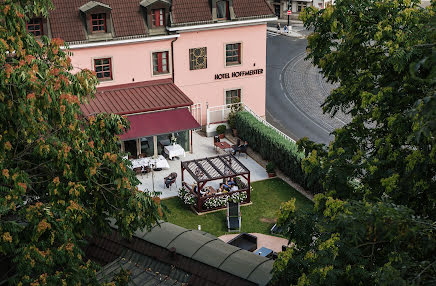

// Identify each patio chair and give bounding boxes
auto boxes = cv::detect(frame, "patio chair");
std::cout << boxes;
[143,165,152,178]
[237,144,248,158]
[133,167,143,178]
[164,172,177,189]
[227,202,241,232]
[214,135,220,143]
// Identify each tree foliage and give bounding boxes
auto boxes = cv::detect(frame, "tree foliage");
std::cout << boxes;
[0,0,162,284]
[272,195,436,285]
[297,0,436,218]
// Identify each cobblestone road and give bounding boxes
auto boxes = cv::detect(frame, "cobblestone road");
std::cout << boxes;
[282,52,350,133]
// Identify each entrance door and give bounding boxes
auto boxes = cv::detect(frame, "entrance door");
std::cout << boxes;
[274,5,280,17]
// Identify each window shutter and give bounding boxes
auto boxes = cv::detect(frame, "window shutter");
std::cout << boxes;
[157,52,162,72]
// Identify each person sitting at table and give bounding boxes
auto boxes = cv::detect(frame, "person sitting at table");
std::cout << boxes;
[226,177,236,186]
[220,182,231,191]
[230,184,239,191]
[232,140,248,155]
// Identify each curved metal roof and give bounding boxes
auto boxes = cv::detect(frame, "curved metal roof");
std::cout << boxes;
[133,222,273,286]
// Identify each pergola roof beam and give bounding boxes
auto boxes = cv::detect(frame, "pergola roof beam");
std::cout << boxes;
[194,161,212,180]
[217,156,238,176]
[206,158,225,177]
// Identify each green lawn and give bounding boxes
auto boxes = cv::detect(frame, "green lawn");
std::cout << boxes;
[162,178,313,237]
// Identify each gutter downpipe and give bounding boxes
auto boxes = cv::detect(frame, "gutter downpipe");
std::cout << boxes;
[170,33,178,83]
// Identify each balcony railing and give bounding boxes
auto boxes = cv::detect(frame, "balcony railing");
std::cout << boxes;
[206,102,296,144]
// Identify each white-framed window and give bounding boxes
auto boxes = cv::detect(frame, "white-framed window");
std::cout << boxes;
[225,43,241,66]
[225,89,241,105]
[152,51,169,75]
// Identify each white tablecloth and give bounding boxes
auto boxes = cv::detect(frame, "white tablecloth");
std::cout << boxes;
[129,155,169,170]
[148,155,170,169]
[164,144,185,160]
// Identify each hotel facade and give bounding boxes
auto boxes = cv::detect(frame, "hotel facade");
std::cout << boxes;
[31,0,276,158]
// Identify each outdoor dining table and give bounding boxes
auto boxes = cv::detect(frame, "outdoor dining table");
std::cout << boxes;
[164,144,185,160]
[129,155,169,170]
[214,141,232,153]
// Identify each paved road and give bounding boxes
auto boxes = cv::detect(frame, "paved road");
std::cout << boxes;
[265,28,347,145]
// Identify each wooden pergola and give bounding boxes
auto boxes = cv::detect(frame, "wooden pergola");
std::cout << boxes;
[181,154,251,213]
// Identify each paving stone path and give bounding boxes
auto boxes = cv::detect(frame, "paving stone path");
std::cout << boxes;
[282,52,350,133]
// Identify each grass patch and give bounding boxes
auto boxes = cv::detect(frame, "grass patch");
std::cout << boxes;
[162,178,313,237]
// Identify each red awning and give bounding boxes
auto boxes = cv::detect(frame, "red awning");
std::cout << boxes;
[120,108,200,140]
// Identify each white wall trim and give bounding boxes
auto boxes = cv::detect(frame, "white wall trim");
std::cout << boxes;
[63,34,180,50]
[167,17,277,32]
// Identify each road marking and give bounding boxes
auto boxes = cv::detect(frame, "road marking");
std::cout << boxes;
[267,31,279,37]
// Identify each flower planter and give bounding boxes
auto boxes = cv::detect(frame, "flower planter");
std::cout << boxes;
[219,134,225,139]
[267,172,276,178]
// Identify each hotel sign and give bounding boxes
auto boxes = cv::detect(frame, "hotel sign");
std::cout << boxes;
[214,68,264,80]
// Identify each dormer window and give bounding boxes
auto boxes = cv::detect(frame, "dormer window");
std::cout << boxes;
[91,13,106,32]
[152,9,165,27]
[79,1,112,40]
[27,18,43,36]
[216,1,229,20]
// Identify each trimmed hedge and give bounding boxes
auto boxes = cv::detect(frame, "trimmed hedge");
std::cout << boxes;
[235,112,307,189]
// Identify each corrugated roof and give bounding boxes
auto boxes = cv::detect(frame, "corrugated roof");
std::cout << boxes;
[133,222,273,286]
[50,0,147,42]
[80,79,193,116]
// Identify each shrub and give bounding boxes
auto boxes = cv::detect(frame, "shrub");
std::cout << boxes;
[235,111,307,189]
[203,191,248,209]
[178,187,196,206]
[266,162,276,173]
[216,124,227,135]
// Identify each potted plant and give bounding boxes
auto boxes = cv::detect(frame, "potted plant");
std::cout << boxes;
[227,110,237,137]
[216,124,227,139]
[266,162,276,178]
[227,100,243,137]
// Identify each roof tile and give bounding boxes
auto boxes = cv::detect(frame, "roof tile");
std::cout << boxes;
[50,0,147,42]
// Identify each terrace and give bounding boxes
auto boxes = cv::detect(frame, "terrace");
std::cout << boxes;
[134,131,268,199]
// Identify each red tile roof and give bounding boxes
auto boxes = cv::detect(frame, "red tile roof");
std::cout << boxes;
[171,0,212,24]
[80,79,193,116]
[50,0,147,42]
[233,0,274,19]
[171,0,274,25]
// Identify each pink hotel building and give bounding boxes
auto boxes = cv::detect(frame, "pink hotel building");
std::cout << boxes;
[34,0,276,157]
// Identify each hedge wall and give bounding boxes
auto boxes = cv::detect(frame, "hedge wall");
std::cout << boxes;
[235,111,307,188]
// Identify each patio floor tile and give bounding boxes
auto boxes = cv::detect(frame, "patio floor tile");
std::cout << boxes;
[136,132,269,198]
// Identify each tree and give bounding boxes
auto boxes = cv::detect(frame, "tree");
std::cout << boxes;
[0,1,162,284]
[297,0,436,218]
[272,195,436,285]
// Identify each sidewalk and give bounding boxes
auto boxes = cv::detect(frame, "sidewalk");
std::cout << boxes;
[267,26,304,38]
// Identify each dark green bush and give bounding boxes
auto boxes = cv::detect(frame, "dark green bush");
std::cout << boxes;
[266,162,276,173]
[235,112,307,189]
[216,124,226,135]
